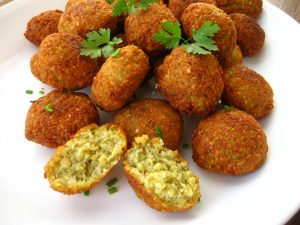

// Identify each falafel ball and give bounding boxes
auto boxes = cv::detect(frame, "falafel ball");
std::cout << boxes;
[230,13,265,56]
[181,3,237,61]
[220,44,243,69]
[30,33,100,90]
[125,3,176,56]
[114,99,183,150]
[65,0,86,9]
[168,0,216,20]
[92,45,149,111]
[58,0,117,38]
[25,90,100,148]
[222,65,274,119]
[156,47,224,117]
[192,109,268,176]
[24,10,63,46]
[216,0,263,19]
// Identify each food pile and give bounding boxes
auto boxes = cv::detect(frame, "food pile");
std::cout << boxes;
[24,0,273,212]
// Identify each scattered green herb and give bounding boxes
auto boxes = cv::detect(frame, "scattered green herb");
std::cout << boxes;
[39,88,45,95]
[154,20,220,55]
[224,105,234,111]
[45,103,54,112]
[80,28,123,59]
[26,90,33,94]
[182,143,189,149]
[108,187,118,194]
[83,190,90,196]
[106,178,118,187]
[112,0,157,16]
[155,127,163,139]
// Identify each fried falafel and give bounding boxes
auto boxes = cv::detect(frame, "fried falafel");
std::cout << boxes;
[25,90,99,148]
[230,13,265,56]
[181,3,237,61]
[124,135,200,211]
[30,33,99,90]
[222,65,274,119]
[192,109,268,176]
[24,10,63,46]
[156,47,224,117]
[114,99,183,150]
[44,124,127,194]
[92,45,149,111]
[220,44,243,69]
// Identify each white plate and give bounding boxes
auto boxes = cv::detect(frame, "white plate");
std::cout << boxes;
[0,0,299,225]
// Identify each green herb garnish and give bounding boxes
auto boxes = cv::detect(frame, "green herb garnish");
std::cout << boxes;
[39,88,45,95]
[25,90,33,94]
[45,103,54,112]
[155,127,163,139]
[106,178,118,187]
[108,187,118,194]
[182,143,189,149]
[154,20,220,55]
[224,105,234,111]
[83,190,90,196]
[80,28,123,59]
[112,0,157,16]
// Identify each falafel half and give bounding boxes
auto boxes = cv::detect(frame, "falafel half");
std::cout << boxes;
[124,135,200,211]
[192,109,268,176]
[44,124,127,194]
[114,98,183,150]
[25,90,99,148]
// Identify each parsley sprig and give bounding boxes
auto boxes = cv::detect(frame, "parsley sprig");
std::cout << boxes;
[154,20,220,55]
[80,28,123,59]
[112,0,157,16]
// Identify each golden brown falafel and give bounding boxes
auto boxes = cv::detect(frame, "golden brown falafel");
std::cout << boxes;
[125,3,176,56]
[65,0,86,9]
[230,13,265,56]
[168,0,216,20]
[24,10,63,46]
[220,44,243,69]
[44,124,127,194]
[30,33,100,90]
[92,45,149,111]
[181,3,237,61]
[25,90,99,148]
[216,0,263,19]
[192,109,268,176]
[123,135,200,211]
[156,47,224,117]
[58,0,117,38]
[114,99,183,150]
[222,65,274,119]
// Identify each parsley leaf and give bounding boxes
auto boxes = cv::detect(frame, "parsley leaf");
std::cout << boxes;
[80,28,123,59]
[112,0,157,16]
[153,21,182,49]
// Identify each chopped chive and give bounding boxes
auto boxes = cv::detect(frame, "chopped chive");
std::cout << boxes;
[45,103,54,112]
[108,187,118,194]
[26,90,33,94]
[106,177,118,187]
[182,143,189,149]
[39,88,45,95]
[83,190,90,196]
[155,127,163,139]
[224,105,234,111]
[30,100,36,103]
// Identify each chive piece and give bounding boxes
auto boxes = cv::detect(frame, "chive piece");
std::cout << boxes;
[182,143,189,149]
[83,190,90,196]
[45,103,54,112]
[224,105,234,111]
[155,127,163,139]
[26,90,33,94]
[39,88,45,95]
[108,187,118,194]
[106,177,118,187]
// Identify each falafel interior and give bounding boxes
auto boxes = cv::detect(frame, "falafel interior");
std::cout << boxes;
[45,124,127,194]
[124,135,200,211]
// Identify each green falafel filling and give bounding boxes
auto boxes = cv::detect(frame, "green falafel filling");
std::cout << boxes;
[47,126,125,189]
[126,135,200,208]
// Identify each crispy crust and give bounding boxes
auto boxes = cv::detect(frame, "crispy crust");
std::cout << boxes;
[156,47,223,117]
[30,33,100,90]
[25,90,99,148]
[24,10,63,46]
[222,65,274,119]
[114,98,183,150]
[230,13,265,56]
[91,45,149,111]
[192,109,268,176]
[44,123,127,194]
[181,3,237,61]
